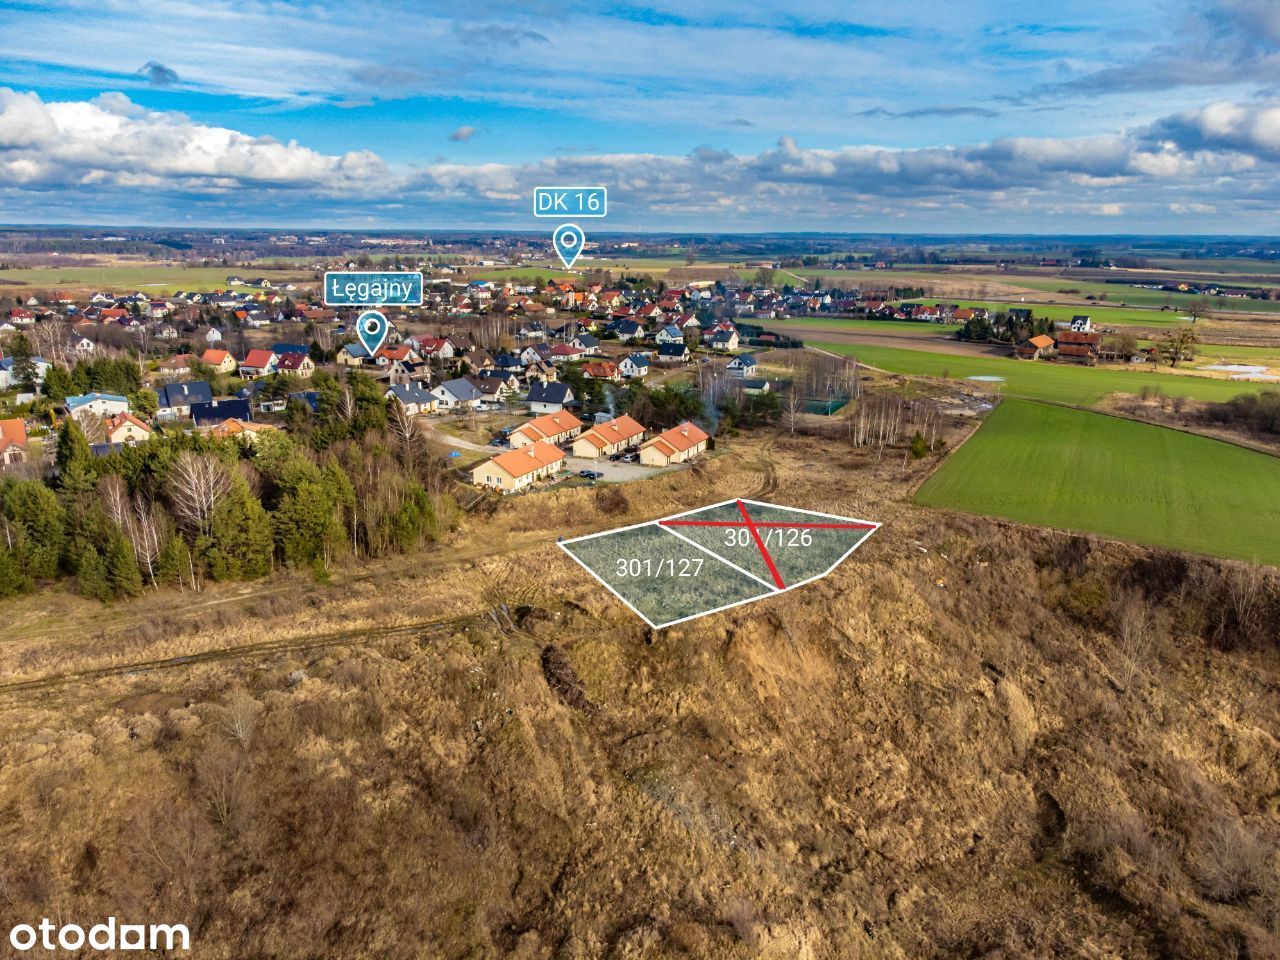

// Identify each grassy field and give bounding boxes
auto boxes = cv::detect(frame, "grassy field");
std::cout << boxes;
[0,265,313,295]
[890,299,1197,329]
[915,399,1280,566]
[776,317,953,335]
[1007,275,1280,314]
[814,342,1259,406]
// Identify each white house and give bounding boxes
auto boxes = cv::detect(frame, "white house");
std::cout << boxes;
[430,378,484,410]
[619,353,650,379]
[66,392,130,420]
[654,324,685,345]
[726,353,758,378]
[384,384,438,415]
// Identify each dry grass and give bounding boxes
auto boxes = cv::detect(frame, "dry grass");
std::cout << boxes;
[0,430,1276,957]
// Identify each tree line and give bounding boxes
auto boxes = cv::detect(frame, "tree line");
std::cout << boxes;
[0,386,456,601]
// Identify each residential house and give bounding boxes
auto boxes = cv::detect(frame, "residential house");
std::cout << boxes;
[208,419,276,444]
[68,335,96,357]
[239,349,278,379]
[195,325,223,345]
[656,342,691,365]
[549,344,586,363]
[157,380,214,420]
[526,380,574,413]
[640,420,708,467]
[726,353,758,378]
[0,356,50,388]
[191,398,251,428]
[581,360,620,382]
[654,324,685,345]
[384,383,438,415]
[276,352,316,377]
[571,415,645,458]
[608,319,645,342]
[619,354,650,379]
[200,348,237,374]
[104,412,152,445]
[66,392,129,420]
[707,328,740,351]
[157,354,195,378]
[430,377,485,410]
[0,418,28,465]
[470,441,564,494]
[338,343,370,367]
[570,333,600,355]
[510,410,584,448]
[520,343,554,366]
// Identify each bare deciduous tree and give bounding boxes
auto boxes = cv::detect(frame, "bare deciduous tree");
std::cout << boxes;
[167,451,231,536]
[1114,593,1154,692]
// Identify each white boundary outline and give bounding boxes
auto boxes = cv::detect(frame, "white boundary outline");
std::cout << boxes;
[557,499,881,629]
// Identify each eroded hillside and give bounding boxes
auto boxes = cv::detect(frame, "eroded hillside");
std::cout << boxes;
[0,435,1277,959]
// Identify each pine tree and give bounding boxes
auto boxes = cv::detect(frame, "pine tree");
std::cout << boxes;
[42,365,74,404]
[105,529,143,597]
[0,545,31,598]
[55,418,95,494]
[76,544,112,602]
[0,480,66,579]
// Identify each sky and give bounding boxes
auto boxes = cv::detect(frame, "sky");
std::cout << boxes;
[1,0,1280,232]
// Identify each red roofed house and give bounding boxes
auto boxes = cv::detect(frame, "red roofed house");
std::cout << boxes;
[640,420,708,467]
[239,349,278,379]
[571,415,645,458]
[0,417,28,465]
[581,360,620,381]
[275,352,316,377]
[470,440,564,494]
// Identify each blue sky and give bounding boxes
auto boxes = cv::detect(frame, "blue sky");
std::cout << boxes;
[1,0,1279,231]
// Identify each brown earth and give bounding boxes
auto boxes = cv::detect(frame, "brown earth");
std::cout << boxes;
[0,430,1277,959]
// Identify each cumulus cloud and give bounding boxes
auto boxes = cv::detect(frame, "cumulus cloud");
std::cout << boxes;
[0,88,386,189]
[448,125,477,142]
[5,87,1280,228]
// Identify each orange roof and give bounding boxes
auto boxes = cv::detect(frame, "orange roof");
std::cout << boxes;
[643,420,708,457]
[1028,334,1055,349]
[490,440,564,478]
[209,418,275,438]
[105,412,151,435]
[242,349,276,368]
[580,415,644,449]
[201,348,231,365]
[0,418,28,448]
[512,411,584,443]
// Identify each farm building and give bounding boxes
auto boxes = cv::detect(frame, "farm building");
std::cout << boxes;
[1015,334,1055,360]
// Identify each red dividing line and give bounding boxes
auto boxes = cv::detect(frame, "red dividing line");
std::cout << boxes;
[736,499,786,590]
[661,520,875,530]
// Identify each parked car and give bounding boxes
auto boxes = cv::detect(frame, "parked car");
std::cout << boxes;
[578,469,604,479]
[608,453,622,461]
[489,437,508,446]
[621,453,637,463]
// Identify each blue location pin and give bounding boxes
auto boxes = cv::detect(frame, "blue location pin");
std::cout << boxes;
[553,223,585,270]
[356,309,390,357]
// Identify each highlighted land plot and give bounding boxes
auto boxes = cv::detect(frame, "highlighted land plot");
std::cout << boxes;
[559,499,879,628]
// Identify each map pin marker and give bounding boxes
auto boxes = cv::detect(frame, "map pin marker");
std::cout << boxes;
[553,223,585,270]
[356,309,390,357]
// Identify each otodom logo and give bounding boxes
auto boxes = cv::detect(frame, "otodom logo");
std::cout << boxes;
[8,918,190,952]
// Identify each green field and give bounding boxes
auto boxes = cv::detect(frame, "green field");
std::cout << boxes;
[815,342,1259,406]
[0,265,312,295]
[777,317,952,335]
[1007,276,1280,314]
[915,399,1280,566]
[891,299,1197,329]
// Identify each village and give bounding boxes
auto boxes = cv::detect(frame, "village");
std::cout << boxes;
[0,272,821,490]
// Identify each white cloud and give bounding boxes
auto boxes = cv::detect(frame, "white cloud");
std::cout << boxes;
[4,87,1280,228]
